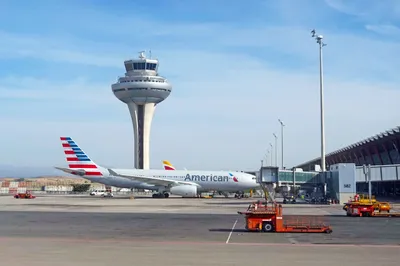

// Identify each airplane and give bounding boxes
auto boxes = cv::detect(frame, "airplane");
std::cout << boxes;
[163,160,188,171]
[162,160,176,170]
[55,137,259,198]
[162,160,249,197]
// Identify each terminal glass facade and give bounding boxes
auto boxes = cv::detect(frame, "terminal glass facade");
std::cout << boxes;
[278,170,319,183]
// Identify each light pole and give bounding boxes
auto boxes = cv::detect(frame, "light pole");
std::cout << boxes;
[269,143,273,166]
[278,119,285,169]
[273,133,278,167]
[265,150,270,166]
[311,29,327,172]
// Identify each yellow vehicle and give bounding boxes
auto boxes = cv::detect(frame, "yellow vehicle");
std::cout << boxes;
[342,194,391,213]
[358,194,377,204]
[377,202,391,213]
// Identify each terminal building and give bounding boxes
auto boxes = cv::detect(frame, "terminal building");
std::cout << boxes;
[295,126,400,170]
[255,126,400,201]
[294,125,400,198]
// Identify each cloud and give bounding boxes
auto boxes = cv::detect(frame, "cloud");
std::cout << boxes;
[1,49,399,172]
[324,0,400,22]
[1,0,400,175]
[324,0,371,16]
[0,30,128,68]
[365,24,400,36]
[0,76,112,102]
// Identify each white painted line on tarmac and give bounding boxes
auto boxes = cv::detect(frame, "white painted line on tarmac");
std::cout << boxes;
[285,233,299,244]
[226,219,238,244]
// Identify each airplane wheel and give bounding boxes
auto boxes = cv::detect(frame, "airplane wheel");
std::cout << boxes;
[163,193,169,198]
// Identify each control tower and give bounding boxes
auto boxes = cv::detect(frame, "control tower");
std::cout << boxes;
[112,51,172,169]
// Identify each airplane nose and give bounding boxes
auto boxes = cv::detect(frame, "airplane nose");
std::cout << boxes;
[248,177,258,188]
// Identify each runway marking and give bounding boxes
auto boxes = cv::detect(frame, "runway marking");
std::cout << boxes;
[225,219,238,244]
[285,233,299,244]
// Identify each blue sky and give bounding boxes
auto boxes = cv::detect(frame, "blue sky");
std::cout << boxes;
[1,0,400,177]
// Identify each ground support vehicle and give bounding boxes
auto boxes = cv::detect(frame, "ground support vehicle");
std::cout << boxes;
[343,201,391,212]
[283,196,296,204]
[102,192,114,198]
[346,203,400,217]
[237,201,332,233]
[14,192,36,199]
[343,194,392,213]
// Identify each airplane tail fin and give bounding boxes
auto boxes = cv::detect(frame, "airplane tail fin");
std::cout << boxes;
[163,160,176,170]
[58,137,104,176]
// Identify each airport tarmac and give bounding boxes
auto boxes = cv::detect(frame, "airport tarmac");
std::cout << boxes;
[0,195,399,266]
[0,194,346,215]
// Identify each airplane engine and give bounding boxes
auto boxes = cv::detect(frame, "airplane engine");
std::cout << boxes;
[170,185,197,197]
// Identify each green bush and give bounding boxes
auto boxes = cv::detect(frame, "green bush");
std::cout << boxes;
[72,184,91,192]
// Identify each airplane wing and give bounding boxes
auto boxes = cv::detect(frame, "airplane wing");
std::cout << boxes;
[108,169,201,188]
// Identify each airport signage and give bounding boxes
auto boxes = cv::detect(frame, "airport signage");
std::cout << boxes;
[184,174,229,182]
[344,184,351,188]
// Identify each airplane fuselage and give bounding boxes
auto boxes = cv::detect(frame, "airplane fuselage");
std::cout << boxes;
[86,168,257,193]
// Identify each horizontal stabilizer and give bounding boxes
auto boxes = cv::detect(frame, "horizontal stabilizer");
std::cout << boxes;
[55,167,86,176]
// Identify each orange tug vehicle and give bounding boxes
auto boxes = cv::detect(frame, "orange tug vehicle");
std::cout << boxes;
[238,201,332,234]
[14,191,36,199]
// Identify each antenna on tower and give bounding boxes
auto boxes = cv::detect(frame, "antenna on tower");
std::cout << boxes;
[149,49,152,59]
[138,51,146,59]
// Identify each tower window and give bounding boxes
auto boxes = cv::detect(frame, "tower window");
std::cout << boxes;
[146,63,157,70]
[125,63,133,71]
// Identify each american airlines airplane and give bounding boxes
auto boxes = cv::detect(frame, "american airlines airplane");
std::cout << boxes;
[162,160,248,197]
[55,137,259,198]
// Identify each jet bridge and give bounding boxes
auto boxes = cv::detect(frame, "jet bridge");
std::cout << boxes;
[258,166,279,203]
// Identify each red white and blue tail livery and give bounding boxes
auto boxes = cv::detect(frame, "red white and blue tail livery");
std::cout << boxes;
[56,137,105,177]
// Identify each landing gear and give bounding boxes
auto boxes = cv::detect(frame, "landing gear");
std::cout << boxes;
[152,192,170,198]
[235,191,245,199]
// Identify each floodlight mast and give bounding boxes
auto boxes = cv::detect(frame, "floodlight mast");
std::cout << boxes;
[311,29,327,172]
[269,143,273,166]
[273,133,278,167]
[278,119,285,169]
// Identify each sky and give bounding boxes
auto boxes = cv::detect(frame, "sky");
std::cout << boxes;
[1,0,400,177]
